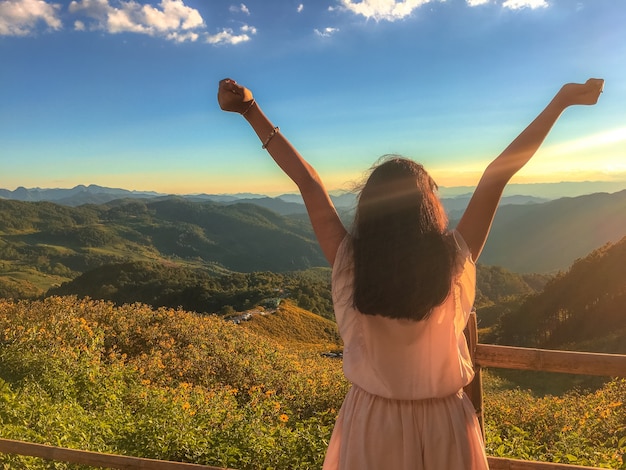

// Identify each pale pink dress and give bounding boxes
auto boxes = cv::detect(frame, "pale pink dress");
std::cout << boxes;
[323,230,489,470]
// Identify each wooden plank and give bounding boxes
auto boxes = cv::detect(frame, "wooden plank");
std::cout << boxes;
[476,344,626,377]
[0,438,233,470]
[488,456,612,469]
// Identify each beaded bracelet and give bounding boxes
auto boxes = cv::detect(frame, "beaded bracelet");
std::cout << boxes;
[262,127,280,149]
[241,99,256,116]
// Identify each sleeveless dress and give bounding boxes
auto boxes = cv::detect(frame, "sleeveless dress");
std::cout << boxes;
[322,230,489,470]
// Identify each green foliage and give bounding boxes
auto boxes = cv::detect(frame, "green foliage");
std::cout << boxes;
[2,197,625,468]
[493,237,626,348]
[474,264,549,335]
[475,264,549,309]
[484,374,626,468]
[0,297,347,469]
[0,297,624,469]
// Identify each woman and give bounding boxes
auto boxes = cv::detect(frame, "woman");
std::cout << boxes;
[217,77,604,469]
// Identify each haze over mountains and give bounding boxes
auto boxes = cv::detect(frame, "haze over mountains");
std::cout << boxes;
[2,180,626,209]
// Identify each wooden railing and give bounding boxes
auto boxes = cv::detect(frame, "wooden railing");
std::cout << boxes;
[1,314,624,470]
[463,313,626,470]
[0,439,232,470]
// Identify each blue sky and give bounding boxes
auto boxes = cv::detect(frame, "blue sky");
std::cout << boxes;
[1,0,625,196]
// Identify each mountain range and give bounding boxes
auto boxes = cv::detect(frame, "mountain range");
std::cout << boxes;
[3,180,626,213]
[0,183,563,226]
[0,186,625,284]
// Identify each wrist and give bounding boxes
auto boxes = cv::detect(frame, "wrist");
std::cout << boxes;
[549,92,570,113]
[241,99,257,117]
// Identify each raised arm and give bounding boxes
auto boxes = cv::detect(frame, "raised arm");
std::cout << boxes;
[456,78,604,262]
[218,78,347,266]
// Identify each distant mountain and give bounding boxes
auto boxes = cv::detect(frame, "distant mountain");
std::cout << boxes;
[186,193,268,203]
[473,190,626,273]
[2,180,624,209]
[223,197,309,216]
[443,194,549,219]
[0,197,325,276]
[0,183,556,219]
[0,184,160,206]
[438,181,626,199]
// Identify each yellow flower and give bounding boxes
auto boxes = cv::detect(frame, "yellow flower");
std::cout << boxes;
[279,414,289,422]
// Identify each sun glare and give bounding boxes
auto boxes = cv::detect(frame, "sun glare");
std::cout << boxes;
[544,126,626,157]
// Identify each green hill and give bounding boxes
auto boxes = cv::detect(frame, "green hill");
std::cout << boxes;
[492,236,626,350]
[0,197,326,297]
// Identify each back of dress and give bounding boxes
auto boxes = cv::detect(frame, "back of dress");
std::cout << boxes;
[331,230,476,400]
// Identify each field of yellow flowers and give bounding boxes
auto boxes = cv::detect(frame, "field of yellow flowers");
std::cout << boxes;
[0,297,624,469]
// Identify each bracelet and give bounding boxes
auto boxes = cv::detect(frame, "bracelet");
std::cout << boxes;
[241,99,256,116]
[262,127,280,149]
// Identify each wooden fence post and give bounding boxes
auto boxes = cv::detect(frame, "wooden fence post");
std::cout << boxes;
[463,310,485,439]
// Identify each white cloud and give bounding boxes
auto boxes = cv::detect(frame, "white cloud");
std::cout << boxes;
[502,0,548,9]
[229,3,249,15]
[0,0,62,36]
[314,26,338,37]
[240,23,256,34]
[74,19,85,30]
[167,30,198,42]
[467,0,490,6]
[206,23,256,45]
[339,0,433,21]
[69,0,204,41]
[297,3,304,13]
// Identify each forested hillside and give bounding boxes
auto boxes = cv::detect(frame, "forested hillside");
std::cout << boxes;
[45,258,542,323]
[0,197,325,298]
[491,236,626,350]
[46,263,335,319]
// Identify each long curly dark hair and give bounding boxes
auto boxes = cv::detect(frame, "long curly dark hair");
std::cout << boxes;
[352,156,458,321]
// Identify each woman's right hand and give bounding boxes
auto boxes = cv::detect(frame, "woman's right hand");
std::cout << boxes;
[557,78,604,107]
[218,78,254,114]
